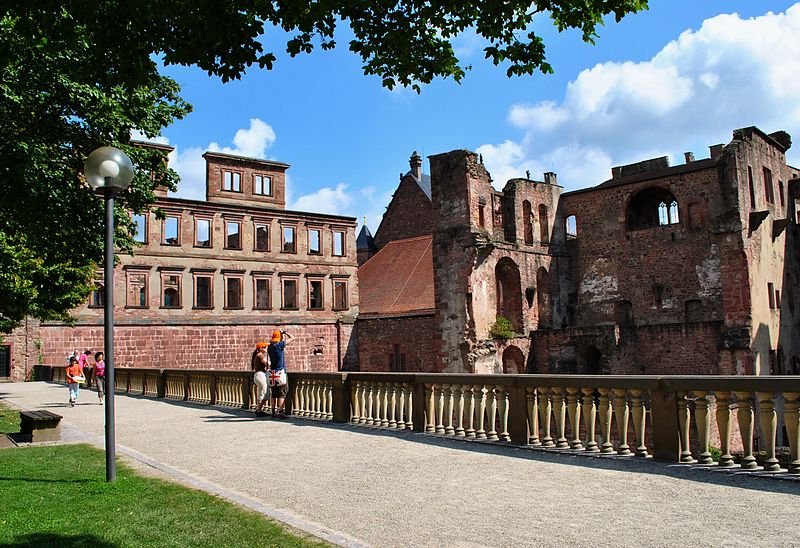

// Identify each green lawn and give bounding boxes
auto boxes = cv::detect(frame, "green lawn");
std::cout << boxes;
[0,443,328,547]
[0,402,21,434]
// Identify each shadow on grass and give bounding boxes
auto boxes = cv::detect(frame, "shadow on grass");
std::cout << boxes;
[0,476,96,484]
[0,532,117,547]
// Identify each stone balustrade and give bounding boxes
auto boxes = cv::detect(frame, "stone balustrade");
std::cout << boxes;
[39,366,800,474]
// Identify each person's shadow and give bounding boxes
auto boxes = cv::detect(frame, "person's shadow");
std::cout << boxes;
[0,532,118,547]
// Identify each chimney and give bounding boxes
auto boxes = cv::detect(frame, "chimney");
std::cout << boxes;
[544,172,558,185]
[684,152,695,164]
[410,151,422,180]
[709,144,724,160]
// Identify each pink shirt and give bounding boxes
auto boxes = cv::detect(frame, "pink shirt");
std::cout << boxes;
[78,354,88,368]
[95,360,105,377]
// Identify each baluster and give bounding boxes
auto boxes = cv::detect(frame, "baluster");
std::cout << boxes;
[715,391,735,467]
[425,384,435,432]
[551,387,569,448]
[372,382,381,425]
[783,392,800,474]
[351,381,361,423]
[597,388,614,454]
[305,380,313,416]
[317,380,324,418]
[465,386,477,438]
[612,388,632,456]
[380,382,390,427]
[397,383,406,429]
[405,384,414,430]
[692,390,712,464]
[476,386,487,439]
[298,380,307,416]
[434,384,446,433]
[311,380,319,417]
[486,387,498,440]
[455,385,466,436]
[734,392,757,469]
[365,383,375,425]
[757,392,780,472]
[498,386,510,442]
[630,389,648,458]
[581,388,598,452]
[566,387,583,450]
[326,383,333,419]
[527,387,540,446]
[676,392,694,462]
[389,383,398,428]
[537,387,554,447]
[444,384,455,435]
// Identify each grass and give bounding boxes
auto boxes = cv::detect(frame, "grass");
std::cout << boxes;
[0,402,21,435]
[0,443,328,547]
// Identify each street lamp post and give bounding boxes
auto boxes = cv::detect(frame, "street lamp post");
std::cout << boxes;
[84,146,134,482]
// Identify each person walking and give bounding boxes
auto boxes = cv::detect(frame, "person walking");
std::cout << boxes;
[93,351,106,403]
[251,342,270,417]
[267,329,293,418]
[65,356,84,407]
[78,349,93,388]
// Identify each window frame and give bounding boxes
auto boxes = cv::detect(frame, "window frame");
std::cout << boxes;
[125,270,149,309]
[254,221,270,252]
[223,274,244,309]
[132,213,148,244]
[89,280,104,308]
[281,225,297,254]
[222,170,242,193]
[160,272,182,309]
[193,273,214,310]
[194,216,212,248]
[332,229,345,257]
[332,279,348,311]
[308,278,324,310]
[308,227,322,255]
[281,277,299,310]
[253,275,272,310]
[254,174,272,196]
[162,215,181,246]
[225,220,242,250]
[764,166,774,205]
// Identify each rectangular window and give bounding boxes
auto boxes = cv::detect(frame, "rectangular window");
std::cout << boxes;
[282,278,298,309]
[768,282,775,309]
[226,221,241,249]
[254,278,271,309]
[748,166,756,209]
[132,214,147,243]
[90,283,104,308]
[333,280,348,310]
[308,279,323,310]
[195,218,211,248]
[308,228,321,255]
[126,272,148,308]
[224,276,243,309]
[255,223,269,251]
[163,216,180,245]
[282,226,296,253]
[764,167,774,204]
[223,171,241,192]
[194,275,213,309]
[333,230,345,256]
[162,274,181,308]
[254,174,272,196]
[779,180,785,208]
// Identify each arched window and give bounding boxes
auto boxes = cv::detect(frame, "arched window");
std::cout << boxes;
[495,258,523,332]
[536,267,551,329]
[539,204,549,243]
[502,346,525,374]
[522,200,533,245]
[90,284,104,307]
[627,187,680,230]
[565,215,577,239]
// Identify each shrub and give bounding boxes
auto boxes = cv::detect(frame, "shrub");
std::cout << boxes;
[490,316,518,339]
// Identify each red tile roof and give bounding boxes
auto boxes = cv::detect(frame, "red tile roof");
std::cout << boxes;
[358,235,434,317]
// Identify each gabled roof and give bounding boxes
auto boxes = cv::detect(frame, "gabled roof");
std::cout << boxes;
[357,235,434,317]
[406,172,432,200]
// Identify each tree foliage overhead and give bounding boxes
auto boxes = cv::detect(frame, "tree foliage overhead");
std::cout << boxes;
[0,0,647,332]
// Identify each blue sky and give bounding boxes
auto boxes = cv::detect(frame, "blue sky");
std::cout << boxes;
[153,1,800,232]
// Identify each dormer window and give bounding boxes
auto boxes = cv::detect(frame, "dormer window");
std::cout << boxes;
[254,174,272,196]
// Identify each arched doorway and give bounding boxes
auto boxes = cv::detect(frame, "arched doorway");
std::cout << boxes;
[523,200,534,245]
[502,346,525,374]
[586,346,602,374]
[536,267,551,329]
[495,258,523,332]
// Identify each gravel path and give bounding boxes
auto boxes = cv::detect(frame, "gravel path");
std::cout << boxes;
[2,382,799,547]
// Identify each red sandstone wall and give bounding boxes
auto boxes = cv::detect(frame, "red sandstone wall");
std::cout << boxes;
[39,322,351,373]
[356,315,438,372]
[373,176,433,249]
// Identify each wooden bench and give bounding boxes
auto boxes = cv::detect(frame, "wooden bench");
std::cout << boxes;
[19,410,62,442]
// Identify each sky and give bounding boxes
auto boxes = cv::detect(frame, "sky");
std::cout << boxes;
[151,1,800,233]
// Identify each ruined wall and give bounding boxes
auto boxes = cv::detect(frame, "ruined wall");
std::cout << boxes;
[38,322,351,372]
[4,318,42,382]
[373,176,434,249]
[356,315,438,372]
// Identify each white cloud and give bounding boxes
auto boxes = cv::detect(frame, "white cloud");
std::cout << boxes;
[290,183,354,215]
[169,118,277,200]
[479,5,800,191]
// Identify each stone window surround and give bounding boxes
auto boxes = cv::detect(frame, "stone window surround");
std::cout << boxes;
[281,223,297,254]
[131,212,148,244]
[191,268,215,310]
[222,169,243,193]
[253,173,272,196]
[308,226,323,255]
[307,275,325,310]
[162,212,181,246]
[252,271,273,310]
[224,216,243,250]
[193,214,213,248]
[123,265,151,309]
[331,275,349,311]
[223,270,245,310]
[279,272,300,310]
[331,226,346,257]
[253,218,271,252]
[158,266,184,309]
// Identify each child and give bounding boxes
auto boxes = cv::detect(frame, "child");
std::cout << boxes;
[65,356,84,407]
